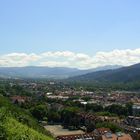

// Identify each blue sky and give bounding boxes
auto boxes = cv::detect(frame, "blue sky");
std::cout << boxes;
[0,0,140,68]
[0,0,140,54]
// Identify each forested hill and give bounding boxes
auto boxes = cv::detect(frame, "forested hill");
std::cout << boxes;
[69,63,140,83]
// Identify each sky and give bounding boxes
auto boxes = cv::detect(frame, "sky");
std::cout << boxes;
[0,0,140,68]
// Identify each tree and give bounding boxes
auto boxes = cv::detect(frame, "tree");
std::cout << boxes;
[47,111,61,123]
[86,103,103,112]
[86,122,95,132]
[30,105,47,120]
[61,107,79,127]
[105,104,128,116]
[125,102,133,116]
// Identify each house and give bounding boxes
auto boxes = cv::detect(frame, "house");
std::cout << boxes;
[47,95,69,100]
[100,132,133,140]
[98,116,120,124]
[56,132,133,140]
[10,96,29,104]
[56,133,95,140]
[125,116,140,128]
[94,128,111,135]
[132,104,140,116]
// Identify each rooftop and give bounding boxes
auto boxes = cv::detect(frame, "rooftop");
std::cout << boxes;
[102,133,133,140]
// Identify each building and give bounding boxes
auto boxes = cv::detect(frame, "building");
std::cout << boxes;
[125,116,140,128]
[132,104,140,116]
[94,128,111,135]
[56,132,133,140]
[101,132,133,140]
[10,96,29,104]
[56,133,95,140]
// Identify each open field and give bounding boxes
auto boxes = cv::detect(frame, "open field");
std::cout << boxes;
[44,125,84,137]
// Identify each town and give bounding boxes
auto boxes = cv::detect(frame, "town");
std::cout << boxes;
[1,79,139,140]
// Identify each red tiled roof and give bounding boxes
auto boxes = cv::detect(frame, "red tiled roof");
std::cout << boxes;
[10,96,29,102]
[56,133,95,140]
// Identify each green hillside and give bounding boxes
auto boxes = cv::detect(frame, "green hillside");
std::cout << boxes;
[70,63,140,83]
[0,96,53,140]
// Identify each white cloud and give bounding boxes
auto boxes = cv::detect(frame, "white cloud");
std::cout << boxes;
[0,49,140,69]
[40,61,70,67]
[0,53,41,67]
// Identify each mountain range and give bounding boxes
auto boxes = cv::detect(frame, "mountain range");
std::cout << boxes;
[0,65,121,79]
[69,63,140,83]
[0,63,140,84]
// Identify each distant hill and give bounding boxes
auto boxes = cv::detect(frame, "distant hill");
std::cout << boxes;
[0,67,79,79]
[69,63,140,83]
[0,65,121,79]
[69,65,122,77]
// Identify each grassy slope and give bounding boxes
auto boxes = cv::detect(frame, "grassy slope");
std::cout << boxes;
[2,117,52,140]
[0,96,53,140]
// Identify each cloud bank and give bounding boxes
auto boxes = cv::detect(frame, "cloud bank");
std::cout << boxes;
[0,49,140,69]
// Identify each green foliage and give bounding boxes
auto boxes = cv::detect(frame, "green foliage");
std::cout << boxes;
[86,103,103,112]
[81,96,91,101]
[0,96,45,133]
[61,107,79,126]
[105,104,128,116]
[30,105,48,120]
[95,111,117,117]
[125,102,133,116]
[0,115,53,140]
[5,118,52,140]
[47,111,61,123]
[0,96,53,139]
[67,80,140,91]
